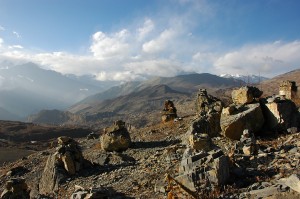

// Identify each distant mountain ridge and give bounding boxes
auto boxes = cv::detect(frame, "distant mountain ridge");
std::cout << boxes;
[220,74,269,84]
[69,73,244,114]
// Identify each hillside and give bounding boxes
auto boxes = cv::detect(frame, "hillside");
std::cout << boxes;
[259,69,300,97]
[67,73,244,124]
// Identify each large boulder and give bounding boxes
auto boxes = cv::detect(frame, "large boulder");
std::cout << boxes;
[262,99,299,132]
[176,149,230,192]
[100,120,131,152]
[220,103,264,140]
[39,137,84,195]
[232,86,263,105]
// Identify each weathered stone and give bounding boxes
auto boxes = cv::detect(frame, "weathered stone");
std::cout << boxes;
[1,178,30,199]
[279,80,298,101]
[100,120,131,152]
[161,100,177,122]
[58,136,72,145]
[62,151,76,175]
[285,174,300,194]
[195,89,223,116]
[177,149,230,190]
[39,137,84,195]
[39,154,66,195]
[70,186,112,199]
[262,99,299,131]
[232,86,262,105]
[189,133,212,151]
[220,103,264,140]
[221,104,236,115]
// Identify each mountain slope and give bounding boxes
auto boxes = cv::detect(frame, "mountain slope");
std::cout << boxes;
[259,69,300,97]
[69,73,244,114]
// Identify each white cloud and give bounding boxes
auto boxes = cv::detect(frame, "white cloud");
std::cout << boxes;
[142,29,176,54]
[137,18,154,41]
[12,31,21,38]
[125,59,181,77]
[8,45,23,49]
[90,29,129,59]
[0,26,5,31]
[213,41,300,77]
[0,38,3,47]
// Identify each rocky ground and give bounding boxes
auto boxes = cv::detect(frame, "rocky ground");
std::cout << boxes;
[1,116,300,198]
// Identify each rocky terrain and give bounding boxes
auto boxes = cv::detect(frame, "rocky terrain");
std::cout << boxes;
[0,71,300,198]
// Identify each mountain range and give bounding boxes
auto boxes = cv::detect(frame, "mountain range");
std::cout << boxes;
[0,63,107,120]
[220,74,269,83]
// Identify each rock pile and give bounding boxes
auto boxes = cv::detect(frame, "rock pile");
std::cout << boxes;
[161,100,177,122]
[234,129,257,156]
[1,178,30,199]
[39,136,84,195]
[100,120,131,152]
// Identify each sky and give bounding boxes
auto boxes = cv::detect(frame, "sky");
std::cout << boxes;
[0,0,300,81]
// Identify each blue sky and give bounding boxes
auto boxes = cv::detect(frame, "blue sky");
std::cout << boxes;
[0,0,300,80]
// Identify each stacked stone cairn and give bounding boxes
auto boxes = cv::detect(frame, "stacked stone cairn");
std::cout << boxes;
[161,100,177,122]
[234,129,257,156]
[39,136,84,195]
[1,178,30,199]
[262,81,300,133]
[175,89,229,194]
[100,120,131,152]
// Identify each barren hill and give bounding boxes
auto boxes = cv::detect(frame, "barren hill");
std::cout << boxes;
[259,69,300,96]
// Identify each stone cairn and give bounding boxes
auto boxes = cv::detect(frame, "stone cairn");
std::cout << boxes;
[234,129,257,156]
[161,100,177,123]
[175,89,229,195]
[100,120,131,152]
[1,178,30,199]
[39,136,84,195]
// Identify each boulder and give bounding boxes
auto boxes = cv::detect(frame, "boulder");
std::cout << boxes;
[177,149,230,191]
[232,86,262,105]
[39,137,84,195]
[262,99,299,132]
[1,178,30,199]
[39,153,67,195]
[220,103,264,140]
[100,120,131,152]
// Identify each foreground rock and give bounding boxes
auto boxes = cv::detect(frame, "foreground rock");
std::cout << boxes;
[100,120,131,152]
[220,103,265,140]
[1,178,30,199]
[176,149,230,192]
[39,136,84,195]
